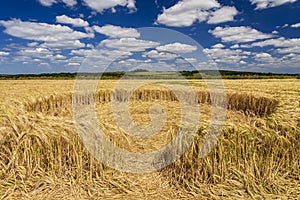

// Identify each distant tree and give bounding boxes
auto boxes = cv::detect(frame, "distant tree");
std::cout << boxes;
[132,69,149,72]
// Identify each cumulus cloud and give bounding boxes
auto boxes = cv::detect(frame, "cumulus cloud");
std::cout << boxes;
[156,42,198,53]
[127,0,136,11]
[27,42,39,47]
[185,58,197,63]
[61,0,77,7]
[209,26,273,43]
[156,0,221,27]
[203,47,250,64]
[13,50,67,65]
[38,0,77,7]
[18,47,54,59]
[67,62,81,66]
[67,56,85,63]
[156,0,239,27]
[0,51,10,56]
[19,47,52,55]
[291,23,300,28]
[277,46,300,54]
[114,58,159,71]
[39,62,50,66]
[249,0,297,10]
[54,54,66,59]
[279,53,300,69]
[230,44,240,49]
[40,40,86,49]
[207,6,238,24]
[71,48,132,60]
[143,50,178,60]
[239,60,247,65]
[38,0,57,6]
[211,43,225,49]
[93,25,140,38]
[83,0,136,13]
[251,37,300,54]
[100,38,160,52]
[251,37,300,47]
[0,19,94,42]
[56,15,89,27]
[254,53,274,62]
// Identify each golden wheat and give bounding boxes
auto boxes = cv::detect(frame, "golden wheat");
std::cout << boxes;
[0,79,299,199]
[23,89,279,118]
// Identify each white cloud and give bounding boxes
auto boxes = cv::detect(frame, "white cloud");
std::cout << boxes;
[71,48,132,60]
[254,53,274,62]
[40,40,86,49]
[239,60,247,65]
[156,42,198,53]
[251,37,300,54]
[251,37,300,47]
[207,6,238,24]
[18,47,53,58]
[61,0,77,7]
[197,61,218,69]
[93,25,140,38]
[280,53,300,69]
[209,26,273,43]
[156,0,220,27]
[203,47,250,64]
[14,48,66,64]
[230,44,240,49]
[100,38,160,52]
[239,44,252,48]
[291,23,300,28]
[55,54,66,59]
[185,58,197,63]
[69,48,134,71]
[211,43,225,49]
[40,62,50,66]
[127,0,136,12]
[67,62,81,66]
[70,49,96,56]
[115,58,155,70]
[0,51,10,56]
[68,56,85,63]
[83,0,136,13]
[38,0,57,6]
[249,0,297,10]
[38,0,77,7]
[280,24,289,28]
[127,61,178,71]
[282,24,289,28]
[277,46,300,54]
[143,50,178,60]
[0,19,94,42]
[48,54,68,63]
[27,42,39,47]
[56,15,89,27]
[86,44,94,48]
[157,9,209,27]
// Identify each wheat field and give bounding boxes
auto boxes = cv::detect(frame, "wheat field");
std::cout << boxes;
[0,79,299,199]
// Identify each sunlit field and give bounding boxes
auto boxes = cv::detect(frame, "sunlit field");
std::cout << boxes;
[0,79,299,199]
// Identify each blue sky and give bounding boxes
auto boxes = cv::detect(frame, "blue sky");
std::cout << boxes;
[0,0,299,74]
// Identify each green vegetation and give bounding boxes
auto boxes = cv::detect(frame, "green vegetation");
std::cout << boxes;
[0,70,298,80]
[181,70,299,79]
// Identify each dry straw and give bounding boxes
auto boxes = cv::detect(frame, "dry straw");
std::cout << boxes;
[1,85,298,199]
[24,89,279,117]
